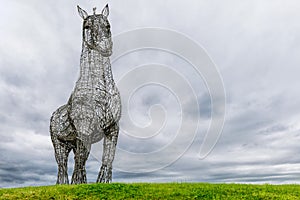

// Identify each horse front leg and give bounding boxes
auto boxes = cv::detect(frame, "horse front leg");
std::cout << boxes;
[71,139,91,184]
[97,124,119,183]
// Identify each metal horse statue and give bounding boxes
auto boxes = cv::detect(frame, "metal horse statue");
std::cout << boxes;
[50,4,121,184]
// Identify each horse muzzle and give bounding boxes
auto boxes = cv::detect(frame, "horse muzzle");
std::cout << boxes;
[97,37,113,57]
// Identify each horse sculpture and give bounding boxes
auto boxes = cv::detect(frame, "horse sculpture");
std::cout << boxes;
[50,4,121,184]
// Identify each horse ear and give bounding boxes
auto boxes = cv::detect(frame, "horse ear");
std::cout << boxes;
[102,4,109,17]
[77,5,88,19]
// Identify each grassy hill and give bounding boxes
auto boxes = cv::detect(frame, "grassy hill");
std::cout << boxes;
[0,183,299,199]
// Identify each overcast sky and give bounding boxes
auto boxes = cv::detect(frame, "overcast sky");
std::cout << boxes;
[1,0,300,188]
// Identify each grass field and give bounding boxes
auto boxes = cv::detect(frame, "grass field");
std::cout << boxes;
[0,183,299,199]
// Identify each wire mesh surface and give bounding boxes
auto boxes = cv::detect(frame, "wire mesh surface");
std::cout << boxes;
[50,4,121,184]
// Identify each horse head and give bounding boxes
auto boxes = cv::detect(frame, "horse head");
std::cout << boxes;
[78,4,112,57]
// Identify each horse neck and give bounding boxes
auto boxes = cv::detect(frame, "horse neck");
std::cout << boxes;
[76,43,114,89]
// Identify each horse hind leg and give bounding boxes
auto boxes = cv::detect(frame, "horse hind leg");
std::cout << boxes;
[51,136,71,184]
[50,105,73,184]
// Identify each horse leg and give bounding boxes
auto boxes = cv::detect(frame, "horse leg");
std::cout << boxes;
[50,104,75,184]
[52,137,71,184]
[97,124,119,183]
[71,139,91,184]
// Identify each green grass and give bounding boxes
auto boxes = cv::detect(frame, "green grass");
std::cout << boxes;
[0,183,299,199]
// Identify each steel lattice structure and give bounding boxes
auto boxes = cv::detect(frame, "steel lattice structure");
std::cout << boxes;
[50,4,121,184]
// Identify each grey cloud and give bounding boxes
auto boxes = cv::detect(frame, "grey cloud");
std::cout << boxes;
[1,0,300,187]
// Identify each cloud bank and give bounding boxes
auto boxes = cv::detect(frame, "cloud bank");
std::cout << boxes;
[1,0,300,187]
